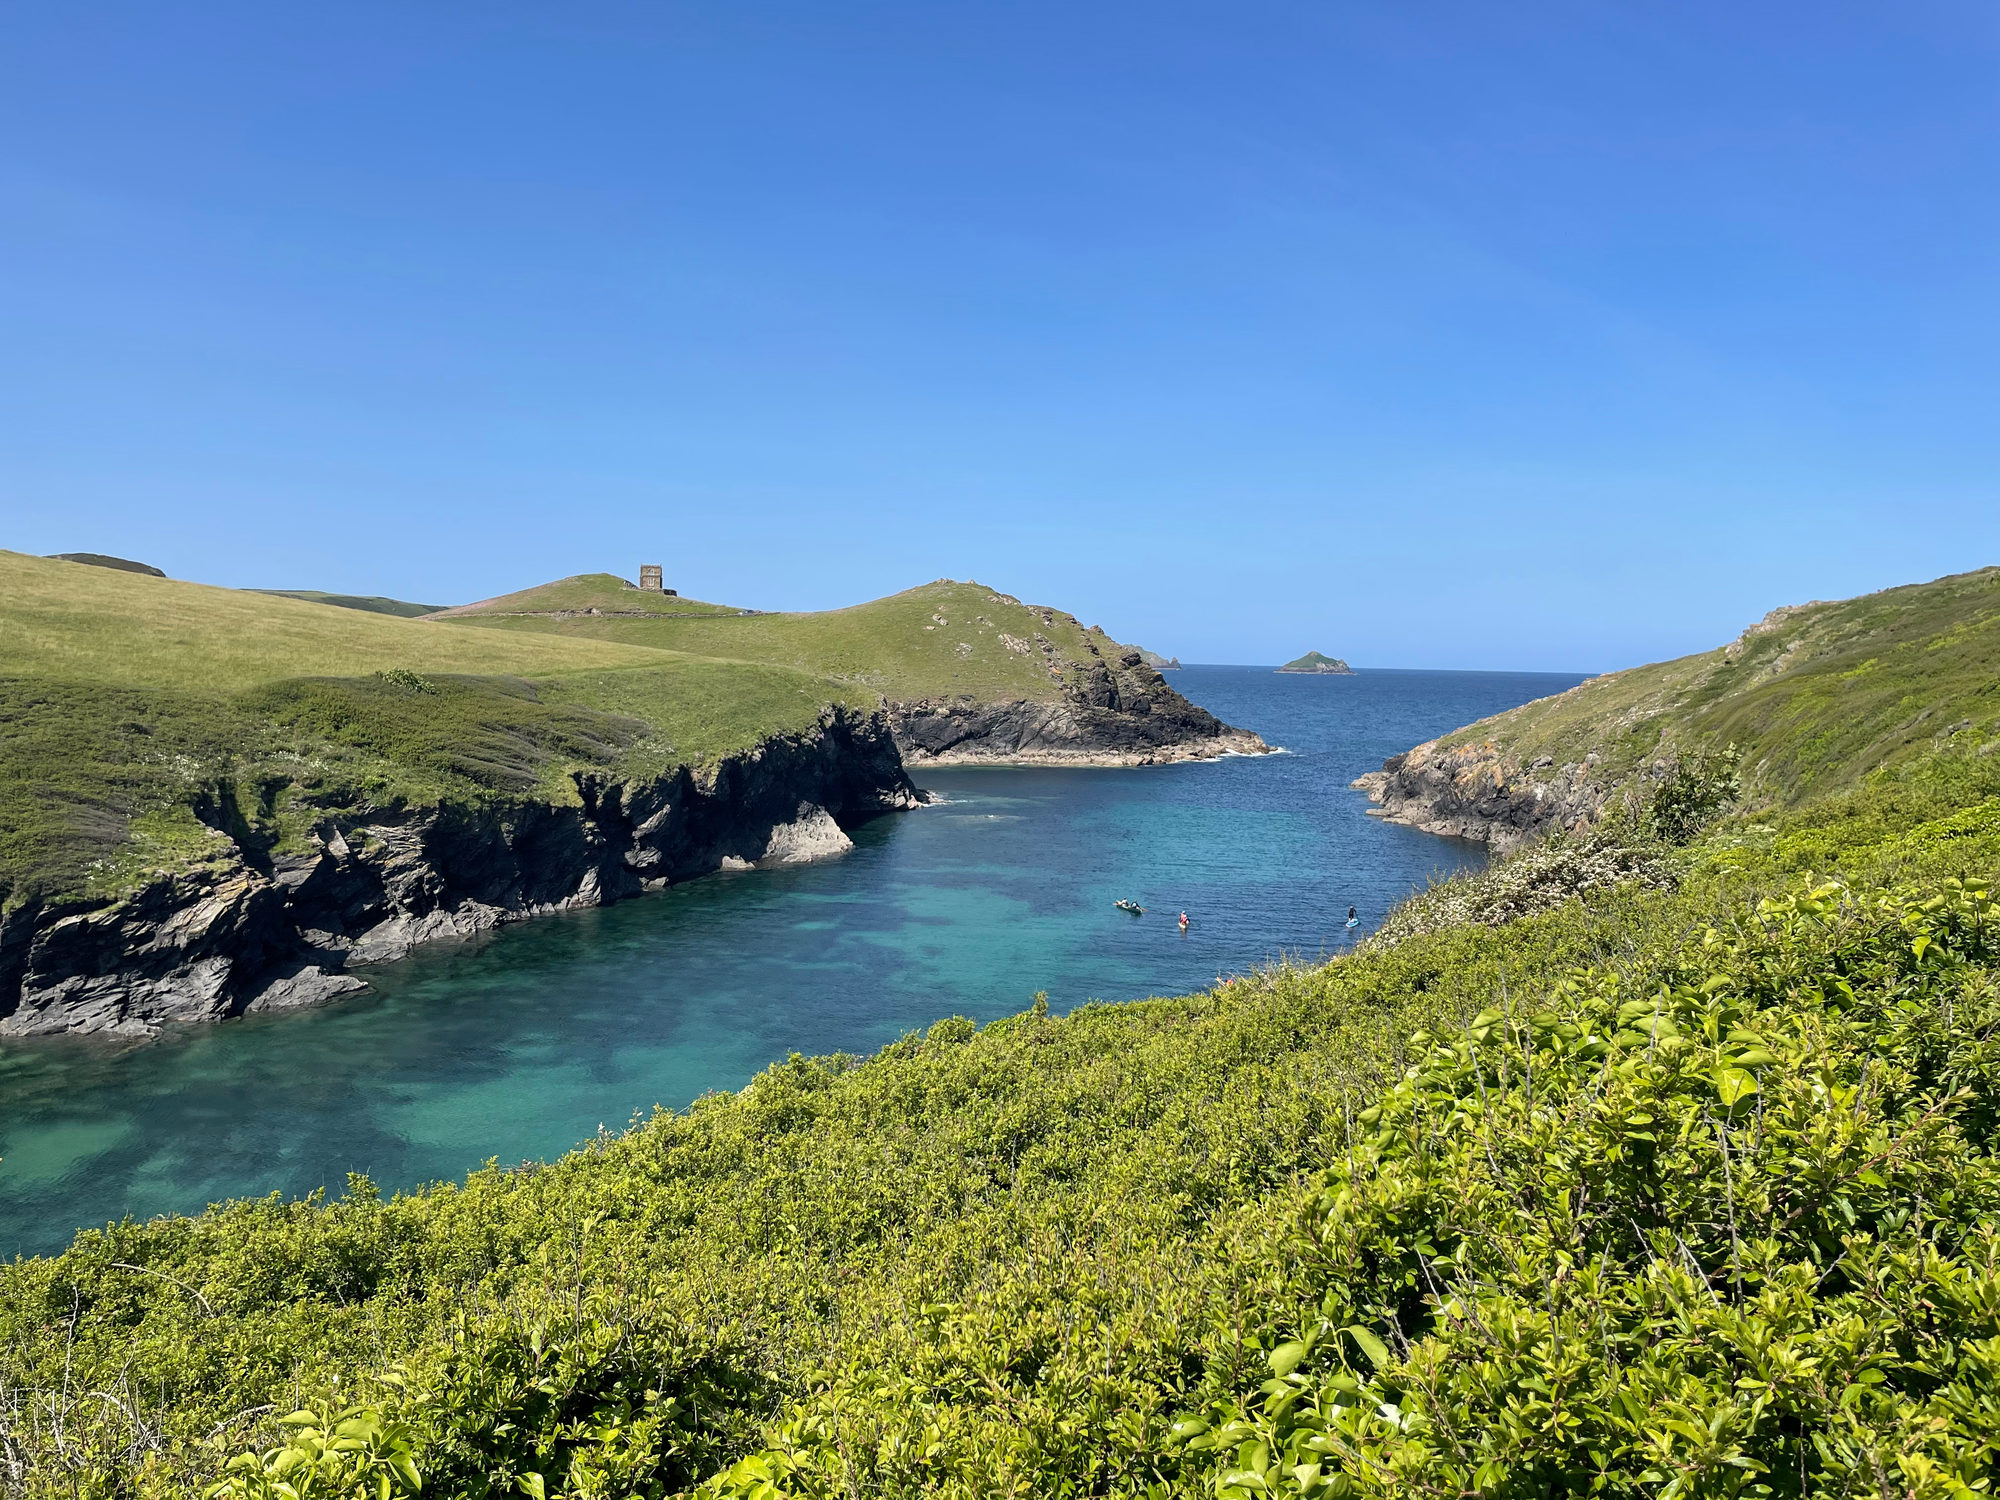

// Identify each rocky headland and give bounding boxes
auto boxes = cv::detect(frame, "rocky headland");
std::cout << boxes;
[888,644,1267,766]
[1351,739,1608,853]
[1351,571,2000,852]
[0,557,1277,1039]
[0,707,921,1038]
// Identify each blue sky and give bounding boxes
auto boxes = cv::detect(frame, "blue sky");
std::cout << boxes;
[1,2,1994,670]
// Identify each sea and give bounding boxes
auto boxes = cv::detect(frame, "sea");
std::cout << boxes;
[0,666,1583,1258]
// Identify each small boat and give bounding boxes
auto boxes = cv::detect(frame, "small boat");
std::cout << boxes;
[1114,899,1145,915]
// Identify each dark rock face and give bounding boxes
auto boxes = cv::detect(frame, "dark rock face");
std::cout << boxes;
[1351,740,1608,852]
[0,707,920,1038]
[889,650,1268,766]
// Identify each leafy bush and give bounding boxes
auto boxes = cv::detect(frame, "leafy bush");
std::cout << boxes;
[1365,832,1677,950]
[205,1408,421,1500]
[375,668,438,696]
[4,772,2000,1497]
[1646,744,1742,845]
[1169,877,2000,1497]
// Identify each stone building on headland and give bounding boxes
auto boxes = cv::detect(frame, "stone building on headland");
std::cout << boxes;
[637,565,677,597]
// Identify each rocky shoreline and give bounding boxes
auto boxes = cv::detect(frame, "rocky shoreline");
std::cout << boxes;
[1351,739,1608,853]
[887,646,1269,766]
[0,707,921,1038]
[0,626,1272,1038]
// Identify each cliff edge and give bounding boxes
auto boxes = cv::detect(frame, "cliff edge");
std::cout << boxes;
[434,577,1271,767]
[1354,567,2000,851]
[2,706,918,1037]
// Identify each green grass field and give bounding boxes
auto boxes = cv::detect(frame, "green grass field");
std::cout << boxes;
[0,553,1166,910]
[1436,565,2000,807]
[0,552,673,690]
[0,553,863,907]
[448,578,1139,703]
[431,573,751,618]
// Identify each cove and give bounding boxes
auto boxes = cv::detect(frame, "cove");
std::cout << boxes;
[0,666,1583,1257]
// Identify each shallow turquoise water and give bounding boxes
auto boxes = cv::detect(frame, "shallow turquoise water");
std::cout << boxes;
[0,666,1582,1256]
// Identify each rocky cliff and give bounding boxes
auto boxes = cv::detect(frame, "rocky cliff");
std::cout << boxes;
[1351,740,1610,853]
[888,646,1267,766]
[0,707,920,1038]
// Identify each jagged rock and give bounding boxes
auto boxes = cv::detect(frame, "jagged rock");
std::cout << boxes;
[888,650,1267,766]
[1351,740,1607,853]
[0,706,920,1038]
[244,963,367,1013]
[759,804,853,864]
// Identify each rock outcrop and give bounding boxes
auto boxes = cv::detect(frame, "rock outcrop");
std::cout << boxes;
[0,707,920,1038]
[888,647,1268,766]
[1352,740,1609,853]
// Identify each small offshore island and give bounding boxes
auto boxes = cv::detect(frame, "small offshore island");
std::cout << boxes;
[1276,649,1353,674]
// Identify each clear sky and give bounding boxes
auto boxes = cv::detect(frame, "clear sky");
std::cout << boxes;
[2,3,1994,670]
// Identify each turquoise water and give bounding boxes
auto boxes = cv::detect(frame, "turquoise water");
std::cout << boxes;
[0,667,1581,1257]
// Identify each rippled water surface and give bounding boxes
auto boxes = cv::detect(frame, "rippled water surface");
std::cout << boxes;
[0,666,1582,1256]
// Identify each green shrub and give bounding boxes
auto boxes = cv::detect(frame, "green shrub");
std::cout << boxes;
[1646,744,1742,845]
[1168,877,2000,1498]
[6,766,2000,1497]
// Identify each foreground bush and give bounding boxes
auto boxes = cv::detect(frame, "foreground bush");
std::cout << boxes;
[3,797,1997,1497]
[1169,877,2000,1497]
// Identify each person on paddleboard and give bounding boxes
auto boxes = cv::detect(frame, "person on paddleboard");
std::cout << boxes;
[1346,905,1359,928]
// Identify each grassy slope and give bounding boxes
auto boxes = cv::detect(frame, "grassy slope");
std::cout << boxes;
[1436,565,2000,806]
[251,591,448,618]
[448,578,1139,703]
[0,553,863,906]
[0,551,670,690]
[429,573,750,618]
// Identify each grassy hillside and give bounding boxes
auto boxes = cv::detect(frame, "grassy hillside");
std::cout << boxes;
[0,551,674,691]
[3,750,1997,1496]
[449,578,1144,703]
[0,554,1201,912]
[6,560,2000,1495]
[1433,566,2000,808]
[1278,651,1351,674]
[251,590,448,618]
[431,573,750,618]
[0,552,863,907]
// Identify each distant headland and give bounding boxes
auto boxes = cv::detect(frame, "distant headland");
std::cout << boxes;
[1276,651,1352,674]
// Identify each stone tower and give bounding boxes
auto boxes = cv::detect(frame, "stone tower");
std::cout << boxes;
[639,565,663,592]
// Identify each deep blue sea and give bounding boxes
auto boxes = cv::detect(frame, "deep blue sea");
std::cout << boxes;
[0,666,1581,1257]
